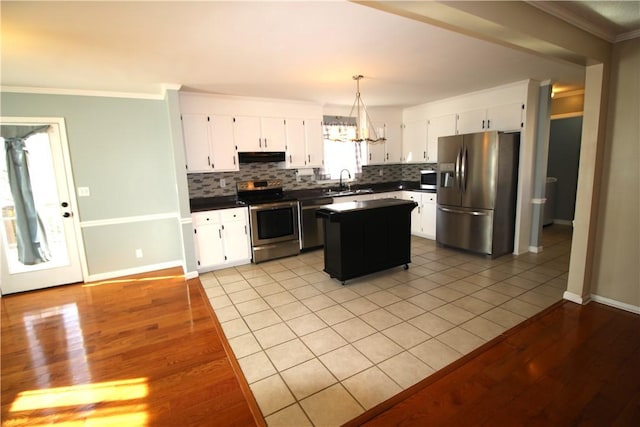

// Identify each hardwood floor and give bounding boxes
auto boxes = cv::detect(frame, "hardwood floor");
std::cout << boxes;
[347,300,640,426]
[1,268,264,426]
[2,267,638,426]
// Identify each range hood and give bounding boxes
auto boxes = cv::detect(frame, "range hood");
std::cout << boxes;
[238,151,286,163]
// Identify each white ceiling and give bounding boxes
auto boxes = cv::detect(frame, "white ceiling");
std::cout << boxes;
[1,1,631,108]
[531,1,640,42]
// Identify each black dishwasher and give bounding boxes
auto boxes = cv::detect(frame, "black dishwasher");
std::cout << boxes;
[299,197,333,250]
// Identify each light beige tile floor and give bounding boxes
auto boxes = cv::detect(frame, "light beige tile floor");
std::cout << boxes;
[200,225,572,427]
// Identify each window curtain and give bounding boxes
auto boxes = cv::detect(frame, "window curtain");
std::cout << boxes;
[1,125,52,265]
[322,116,363,176]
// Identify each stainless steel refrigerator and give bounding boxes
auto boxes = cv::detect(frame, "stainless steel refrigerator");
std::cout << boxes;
[436,131,519,257]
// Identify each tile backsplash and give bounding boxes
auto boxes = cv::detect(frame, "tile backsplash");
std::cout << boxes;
[188,162,436,198]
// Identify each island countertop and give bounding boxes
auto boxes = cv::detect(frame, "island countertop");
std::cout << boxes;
[316,198,417,217]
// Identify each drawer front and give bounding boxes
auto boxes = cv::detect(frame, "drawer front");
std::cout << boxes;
[192,212,219,226]
[219,207,247,223]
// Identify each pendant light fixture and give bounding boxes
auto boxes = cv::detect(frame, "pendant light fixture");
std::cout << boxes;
[349,74,385,144]
[324,74,387,144]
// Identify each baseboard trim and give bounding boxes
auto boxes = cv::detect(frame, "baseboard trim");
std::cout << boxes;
[591,294,640,314]
[85,260,184,283]
[563,291,591,305]
[185,270,199,280]
[529,245,544,253]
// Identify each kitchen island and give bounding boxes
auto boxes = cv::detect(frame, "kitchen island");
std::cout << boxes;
[316,198,418,284]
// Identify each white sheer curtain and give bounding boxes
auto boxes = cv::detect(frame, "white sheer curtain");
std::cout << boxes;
[321,118,364,179]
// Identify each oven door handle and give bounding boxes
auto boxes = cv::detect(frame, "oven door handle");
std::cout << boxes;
[249,201,298,211]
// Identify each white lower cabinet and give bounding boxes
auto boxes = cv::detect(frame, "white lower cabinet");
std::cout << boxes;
[373,191,401,200]
[192,207,251,271]
[402,191,436,239]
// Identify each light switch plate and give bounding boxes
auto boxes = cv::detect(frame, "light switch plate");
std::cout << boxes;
[77,187,90,197]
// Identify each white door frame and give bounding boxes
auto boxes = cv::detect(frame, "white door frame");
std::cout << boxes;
[0,116,87,294]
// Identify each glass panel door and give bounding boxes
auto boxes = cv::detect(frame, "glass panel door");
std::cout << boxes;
[0,119,83,294]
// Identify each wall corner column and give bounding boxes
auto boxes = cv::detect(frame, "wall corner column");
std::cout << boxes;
[164,89,198,276]
[565,63,609,304]
[528,83,552,252]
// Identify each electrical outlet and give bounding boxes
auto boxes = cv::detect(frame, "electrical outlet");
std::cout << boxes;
[135,249,143,258]
[220,178,226,188]
[77,187,90,197]
[379,169,384,176]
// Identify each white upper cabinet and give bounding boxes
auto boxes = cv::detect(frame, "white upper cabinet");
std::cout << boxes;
[209,115,238,171]
[456,108,488,135]
[367,139,385,165]
[182,114,211,172]
[402,120,427,163]
[457,103,523,134]
[285,118,307,168]
[385,123,403,164]
[285,118,324,169]
[284,118,324,169]
[182,114,238,172]
[305,119,324,168]
[234,116,286,152]
[233,115,261,151]
[260,117,287,151]
[486,103,524,132]
[427,114,457,163]
[367,123,402,165]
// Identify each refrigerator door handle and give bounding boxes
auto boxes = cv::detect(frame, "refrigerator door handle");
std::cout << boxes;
[439,206,490,216]
[461,147,468,193]
[455,148,462,191]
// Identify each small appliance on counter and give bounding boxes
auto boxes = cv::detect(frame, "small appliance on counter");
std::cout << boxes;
[236,179,299,263]
[420,169,437,190]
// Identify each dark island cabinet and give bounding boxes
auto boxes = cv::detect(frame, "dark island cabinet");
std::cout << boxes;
[316,199,418,284]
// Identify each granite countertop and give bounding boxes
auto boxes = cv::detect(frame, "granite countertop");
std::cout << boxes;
[316,198,418,215]
[189,195,245,212]
[189,181,433,212]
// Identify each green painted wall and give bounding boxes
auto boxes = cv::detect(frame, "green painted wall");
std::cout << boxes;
[1,92,186,277]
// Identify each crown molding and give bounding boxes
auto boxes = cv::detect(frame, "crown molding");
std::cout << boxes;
[527,1,616,43]
[616,29,640,42]
[0,85,171,100]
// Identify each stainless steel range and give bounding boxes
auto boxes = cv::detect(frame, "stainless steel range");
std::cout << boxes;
[236,179,300,263]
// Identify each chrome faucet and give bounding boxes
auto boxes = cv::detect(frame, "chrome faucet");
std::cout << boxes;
[339,169,351,190]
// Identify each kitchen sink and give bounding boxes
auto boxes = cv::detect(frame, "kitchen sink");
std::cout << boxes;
[323,188,373,196]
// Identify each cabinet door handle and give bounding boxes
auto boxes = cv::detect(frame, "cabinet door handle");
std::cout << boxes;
[264,138,268,147]
[208,156,211,166]
[482,119,485,129]
[218,229,222,239]
[259,138,262,148]
[386,153,389,160]
[308,155,311,163]
[423,151,426,159]
[289,155,292,163]
[369,153,372,161]
[233,156,236,165]
[487,119,491,128]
